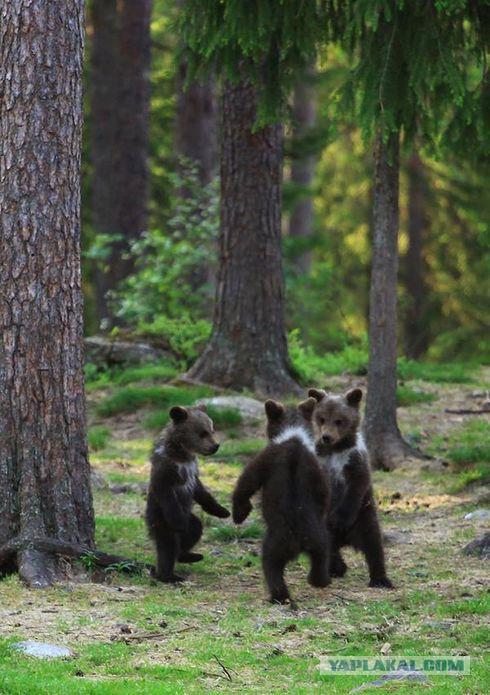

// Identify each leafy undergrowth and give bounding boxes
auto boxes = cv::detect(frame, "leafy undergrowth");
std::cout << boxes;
[1,365,489,693]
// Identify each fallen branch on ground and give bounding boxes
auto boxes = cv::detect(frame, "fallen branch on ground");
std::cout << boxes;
[0,536,154,575]
[444,408,490,415]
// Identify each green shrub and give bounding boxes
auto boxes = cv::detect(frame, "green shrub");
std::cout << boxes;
[96,384,213,418]
[114,361,179,385]
[113,164,218,327]
[288,329,368,383]
[398,357,476,384]
[396,385,436,407]
[88,426,111,451]
[135,315,211,365]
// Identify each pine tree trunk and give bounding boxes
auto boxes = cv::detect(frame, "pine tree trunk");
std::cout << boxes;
[404,151,429,358]
[91,0,151,328]
[289,72,317,274]
[187,81,298,395]
[364,131,413,470]
[0,0,95,586]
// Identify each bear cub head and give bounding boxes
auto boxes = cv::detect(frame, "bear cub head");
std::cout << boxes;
[264,397,317,441]
[169,405,219,456]
[308,388,362,452]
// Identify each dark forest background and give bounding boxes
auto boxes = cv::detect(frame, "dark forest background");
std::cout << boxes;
[81,0,490,371]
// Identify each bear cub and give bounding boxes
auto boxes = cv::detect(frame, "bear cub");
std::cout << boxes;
[308,387,393,589]
[146,405,230,583]
[232,398,331,605]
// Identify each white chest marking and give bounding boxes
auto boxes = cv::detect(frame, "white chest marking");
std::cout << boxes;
[320,432,367,483]
[177,459,198,494]
[273,426,316,455]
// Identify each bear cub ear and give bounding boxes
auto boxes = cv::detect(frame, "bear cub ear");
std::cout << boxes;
[346,388,363,408]
[264,399,285,420]
[195,404,208,414]
[297,397,317,420]
[169,405,189,424]
[308,388,326,402]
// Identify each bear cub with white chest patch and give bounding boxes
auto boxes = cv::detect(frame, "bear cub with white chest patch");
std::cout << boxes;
[146,405,230,583]
[232,398,331,605]
[308,387,394,589]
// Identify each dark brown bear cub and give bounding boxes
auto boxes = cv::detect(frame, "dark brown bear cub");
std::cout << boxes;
[146,405,230,583]
[232,398,331,605]
[308,387,393,589]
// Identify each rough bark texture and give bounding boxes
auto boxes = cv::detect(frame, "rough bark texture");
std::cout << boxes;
[288,72,317,274]
[187,81,298,395]
[364,132,412,470]
[91,0,151,327]
[0,0,95,586]
[404,151,429,358]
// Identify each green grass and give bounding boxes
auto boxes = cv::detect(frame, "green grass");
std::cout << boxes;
[217,437,264,462]
[96,385,213,418]
[288,332,477,384]
[88,426,111,451]
[143,405,242,432]
[85,361,179,393]
[425,420,490,491]
[397,357,476,384]
[396,385,436,407]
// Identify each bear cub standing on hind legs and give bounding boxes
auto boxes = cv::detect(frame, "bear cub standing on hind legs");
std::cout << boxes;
[308,387,394,589]
[232,398,331,605]
[146,405,230,583]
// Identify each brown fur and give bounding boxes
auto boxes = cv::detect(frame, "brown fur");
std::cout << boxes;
[145,405,229,582]
[232,398,331,604]
[308,388,394,589]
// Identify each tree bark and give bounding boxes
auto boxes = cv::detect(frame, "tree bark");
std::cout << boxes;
[364,131,413,470]
[91,0,152,328]
[187,80,298,395]
[0,0,95,586]
[288,71,317,274]
[404,151,429,358]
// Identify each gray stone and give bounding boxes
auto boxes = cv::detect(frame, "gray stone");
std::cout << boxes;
[110,482,148,495]
[13,641,73,659]
[383,530,412,545]
[196,396,264,422]
[90,467,108,490]
[85,336,172,367]
[350,670,428,692]
[464,509,490,521]
[462,532,490,560]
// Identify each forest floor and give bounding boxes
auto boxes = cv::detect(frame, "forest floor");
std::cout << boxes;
[0,363,489,694]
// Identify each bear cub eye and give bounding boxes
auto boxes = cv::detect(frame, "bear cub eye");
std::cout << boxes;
[334,419,344,427]
[200,430,208,438]
[318,417,325,425]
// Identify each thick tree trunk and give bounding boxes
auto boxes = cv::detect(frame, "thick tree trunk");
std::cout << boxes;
[91,0,151,328]
[187,81,298,395]
[404,151,429,358]
[364,132,413,470]
[0,0,95,586]
[288,72,317,274]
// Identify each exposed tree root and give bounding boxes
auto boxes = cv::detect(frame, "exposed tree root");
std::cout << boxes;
[0,536,154,587]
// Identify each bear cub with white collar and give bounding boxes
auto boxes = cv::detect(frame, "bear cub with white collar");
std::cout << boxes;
[308,388,393,589]
[232,398,331,604]
[146,405,230,583]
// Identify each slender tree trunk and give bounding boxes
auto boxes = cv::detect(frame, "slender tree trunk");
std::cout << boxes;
[175,29,217,186]
[364,131,413,470]
[91,0,151,328]
[0,0,94,586]
[187,81,298,395]
[289,71,317,274]
[404,151,429,358]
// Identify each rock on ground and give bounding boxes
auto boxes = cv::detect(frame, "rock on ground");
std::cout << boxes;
[12,641,73,659]
[85,336,172,367]
[196,396,264,422]
[462,532,490,560]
